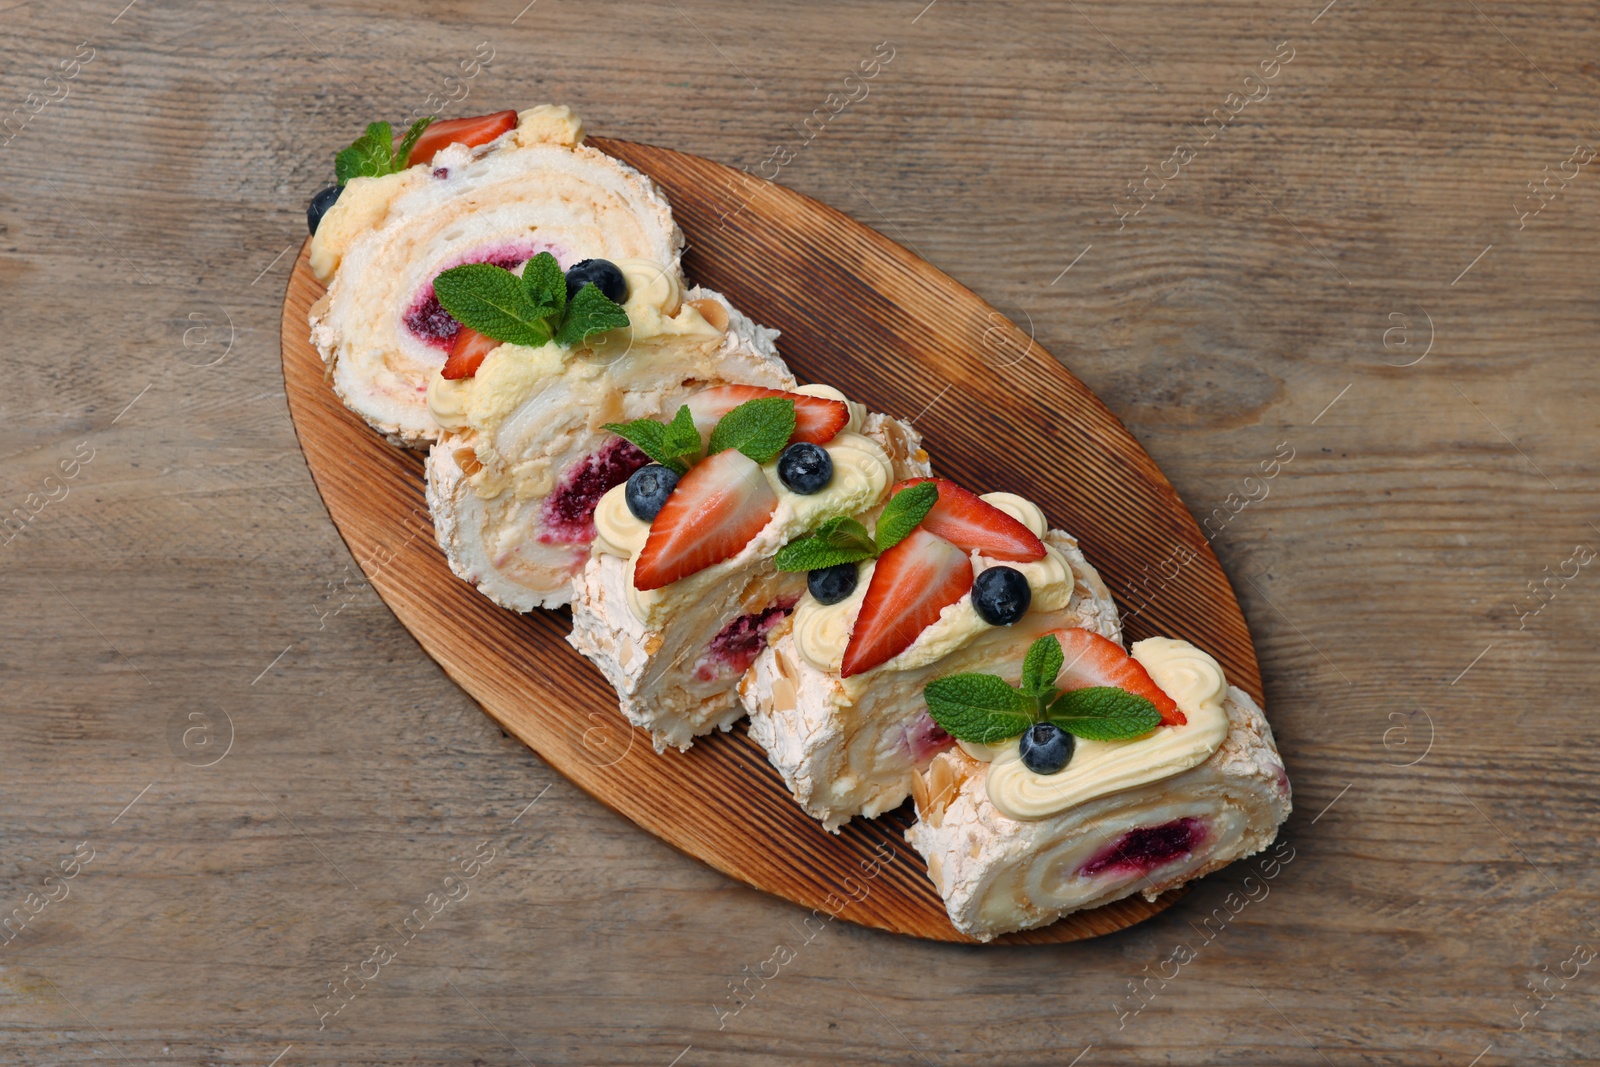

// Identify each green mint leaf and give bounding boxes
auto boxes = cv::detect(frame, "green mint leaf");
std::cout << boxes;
[521,251,566,320]
[874,481,938,552]
[659,405,702,472]
[335,121,395,185]
[432,263,554,348]
[554,282,630,347]
[1045,686,1163,741]
[923,673,1035,744]
[394,115,435,170]
[1020,635,1064,698]
[604,418,684,475]
[775,516,880,572]
[707,397,796,464]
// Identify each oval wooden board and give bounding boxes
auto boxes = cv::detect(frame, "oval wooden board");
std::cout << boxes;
[280,135,1262,944]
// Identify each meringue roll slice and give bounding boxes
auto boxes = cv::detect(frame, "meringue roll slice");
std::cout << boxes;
[741,480,1122,831]
[567,386,930,753]
[906,635,1292,941]
[309,105,685,446]
[426,273,792,611]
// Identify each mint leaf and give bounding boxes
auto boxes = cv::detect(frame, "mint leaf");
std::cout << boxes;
[554,283,630,347]
[335,121,396,185]
[432,263,553,348]
[1046,686,1162,741]
[874,481,938,552]
[521,251,566,320]
[394,115,435,170]
[923,674,1034,744]
[707,397,796,464]
[774,516,879,572]
[659,405,702,472]
[1020,635,1063,698]
[601,415,681,473]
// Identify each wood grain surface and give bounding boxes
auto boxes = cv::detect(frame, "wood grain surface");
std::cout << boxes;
[4,0,1599,1064]
[281,128,1258,941]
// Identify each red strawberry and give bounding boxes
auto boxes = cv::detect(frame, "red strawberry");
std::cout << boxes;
[1050,628,1185,726]
[440,325,500,380]
[684,385,849,446]
[841,529,973,678]
[890,478,1046,563]
[634,448,777,590]
[405,110,518,167]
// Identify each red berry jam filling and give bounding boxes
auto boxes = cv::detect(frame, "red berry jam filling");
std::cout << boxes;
[403,243,555,350]
[904,710,955,763]
[1078,817,1207,879]
[695,599,799,682]
[537,438,651,545]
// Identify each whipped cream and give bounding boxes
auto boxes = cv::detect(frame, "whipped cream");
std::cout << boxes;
[790,492,1075,681]
[981,637,1231,820]
[589,396,893,624]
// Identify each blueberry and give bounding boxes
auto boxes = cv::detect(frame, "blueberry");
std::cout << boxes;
[971,565,1031,625]
[307,184,342,236]
[1018,722,1075,775]
[777,442,833,494]
[565,258,628,303]
[807,562,858,605]
[624,464,679,522]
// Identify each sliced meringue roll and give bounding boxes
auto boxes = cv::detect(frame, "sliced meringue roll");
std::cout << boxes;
[567,386,931,753]
[741,484,1122,830]
[426,278,792,611]
[906,637,1292,941]
[308,105,684,445]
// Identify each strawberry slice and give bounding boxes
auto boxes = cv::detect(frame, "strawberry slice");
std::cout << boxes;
[405,110,518,167]
[841,529,973,678]
[1051,627,1185,726]
[890,478,1046,563]
[684,385,849,446]
[440,325,500,380]
[634,448,777,590]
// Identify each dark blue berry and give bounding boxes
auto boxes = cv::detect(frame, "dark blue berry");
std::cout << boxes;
[307,184,342,236]
[972,565,1031,625]
[624,464,679,522]
[1018,722,1074,775]
[565,258,628,303]
[777,442,833,494]
[807,562,858,605]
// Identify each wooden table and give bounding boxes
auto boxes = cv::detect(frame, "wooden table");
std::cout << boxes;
[3,1,1597,1063]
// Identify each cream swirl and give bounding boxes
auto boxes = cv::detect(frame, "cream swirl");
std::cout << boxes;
[980,492,1048,537]
[593,482,649,558]
[793,560,875,673]
[983,637,1231,820]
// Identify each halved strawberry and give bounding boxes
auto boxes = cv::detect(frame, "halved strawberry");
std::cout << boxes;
[889,478,1046,563]
[841,529,973,678]
[405,110,518,167]
[684,385,849,446]
[1051,627,1185,726]
[441,325,499,380]
[634,448,777,590]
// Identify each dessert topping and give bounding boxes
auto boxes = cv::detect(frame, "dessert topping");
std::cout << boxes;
[563,258,628,304]
[923,633,1165,761]
[806,561,858,605]
[633,448,778,591]
[776,442,833,494]
[890,478,1046,563]
[971,565,1031,625]
[841,528,973,678]
[624,464,680,522]
[685,385,849,446]
[403,109,517,166]
[431,251,629,361]
[335,117,435,184]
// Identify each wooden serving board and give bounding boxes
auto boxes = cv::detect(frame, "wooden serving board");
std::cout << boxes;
[279,136,1261,944]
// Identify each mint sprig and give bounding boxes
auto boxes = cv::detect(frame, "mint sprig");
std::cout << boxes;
[335,117,434,185]
[432,252,629,351]
[707,397,796,464]
[923,636,1162,746]
[774,482,941,572]
[604,405,702,475]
